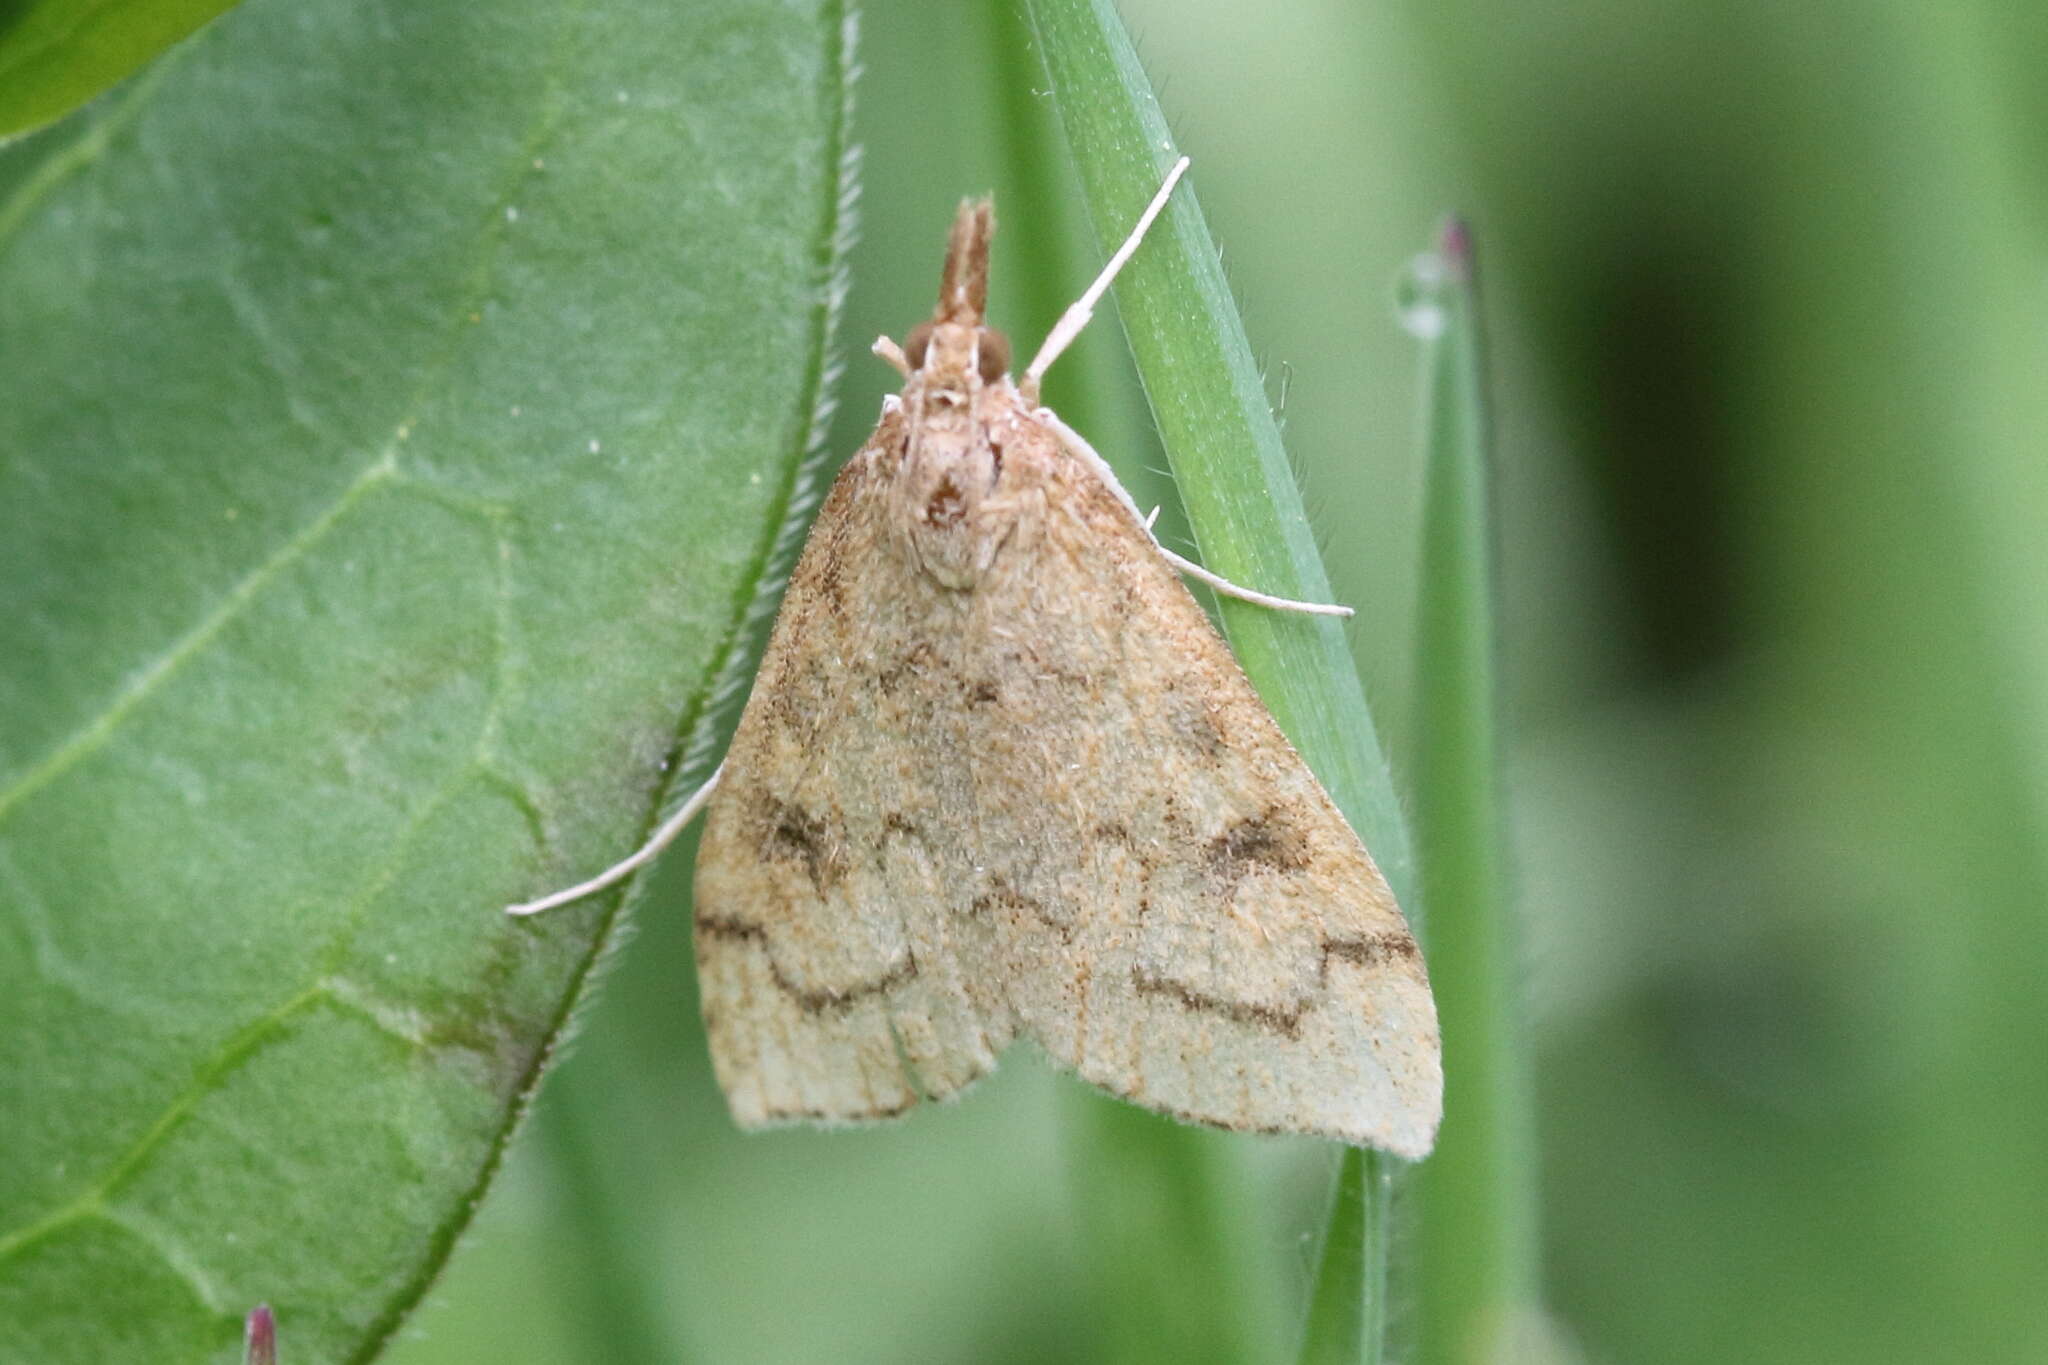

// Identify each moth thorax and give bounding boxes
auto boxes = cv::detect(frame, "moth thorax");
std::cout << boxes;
[894,423,1009,590]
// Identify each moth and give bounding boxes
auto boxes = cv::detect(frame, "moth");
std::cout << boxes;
[513,161,1442,1158]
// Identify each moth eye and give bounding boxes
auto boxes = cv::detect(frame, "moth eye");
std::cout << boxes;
[976,328,1011,384]
[904,322,935,370]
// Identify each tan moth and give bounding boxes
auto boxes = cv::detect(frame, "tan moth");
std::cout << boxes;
[512,160,1442,1158]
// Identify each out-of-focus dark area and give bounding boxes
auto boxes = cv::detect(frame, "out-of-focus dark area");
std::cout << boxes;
[387,2,2048,1360]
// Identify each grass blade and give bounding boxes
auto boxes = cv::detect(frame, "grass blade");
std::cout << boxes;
[1403,222,1539,1364]
[1296,1148,1390,1365]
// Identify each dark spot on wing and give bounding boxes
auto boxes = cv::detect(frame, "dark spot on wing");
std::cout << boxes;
[747,794,847,891]
[1162,793,1186,830]
[1207,807,1311,887]
[1321,932,1421,975]
[876,640,938,694]
[968,883,1073,943]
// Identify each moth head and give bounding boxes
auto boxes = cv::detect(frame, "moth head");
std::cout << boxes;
[898,196,1013,390]
[903,320,1011,386]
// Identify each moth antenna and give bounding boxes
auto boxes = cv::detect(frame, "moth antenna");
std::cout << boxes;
[1035,404,1353,618]
[505,761,727,916]
[1158,548,1354,618]
[1022,155,1190,400]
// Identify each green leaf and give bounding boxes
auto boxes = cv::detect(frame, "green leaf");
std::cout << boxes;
[0,0,853,1359]
[1401,223,1541,1365]
[0,0,246,141]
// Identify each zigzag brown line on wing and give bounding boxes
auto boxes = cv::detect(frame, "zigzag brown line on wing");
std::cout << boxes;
[693,411,1011,1126]
[939,423,1442,1155]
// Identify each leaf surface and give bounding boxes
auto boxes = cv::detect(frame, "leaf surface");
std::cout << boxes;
[0,0,852,1358]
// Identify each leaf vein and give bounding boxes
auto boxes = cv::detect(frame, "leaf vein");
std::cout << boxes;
[0,982,328,1262]
[0,452,399,826]
[94,1203,230,1316]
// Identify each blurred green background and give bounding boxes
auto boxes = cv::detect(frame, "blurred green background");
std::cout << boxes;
[349,0,2048,1361]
